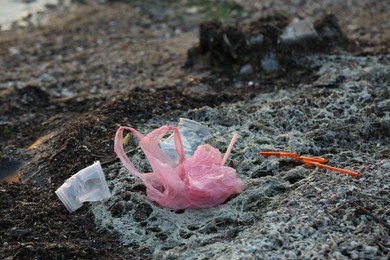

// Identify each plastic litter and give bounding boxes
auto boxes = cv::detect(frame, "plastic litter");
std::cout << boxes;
[159,118,215,161]
[114,124,244,209]
[55,161,111,213]
[259,151,362,177]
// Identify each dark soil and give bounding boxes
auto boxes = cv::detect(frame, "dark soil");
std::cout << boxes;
[1,0,389,259]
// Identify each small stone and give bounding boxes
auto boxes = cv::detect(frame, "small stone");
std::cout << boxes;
[89,240,102,249]
[39,73,54,82]
[321,244,329,252]
[21,12,32,20]
[45,3,57,10]
[261,53,279,74]
[350,251,360,259]
[90,86,97,94]
[280,18,318,44]
[377,100,390,111]
[240,64,253,75]
[8,47,20,57]
[350,241,358,247]
[363,245,378,254]
[10,228,29,238]
[348,185,357,192]
[3,241,9,246]
[383,162,390,170]
[266,211,277,218]
[247,34,264,46]
[307,227,316,235]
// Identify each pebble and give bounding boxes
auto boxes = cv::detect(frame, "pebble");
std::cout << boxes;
[266,211,277,218]
[363,245,378,254]
[8,47,20,57]
[240,64,253,75]
[350,251,360,259]
[280,18,318,44]
[25,245,34,250]
[350,241,358,247]
[90,86,97,94]
[307,227,316,235]
[175,79,181,85]
[247,34,264,46]
[383,162,390,170]
[39,73,54,81]
[261,52,279,73]
[45,3,57,10]
[3,242,9,246]
[10,228,29,238]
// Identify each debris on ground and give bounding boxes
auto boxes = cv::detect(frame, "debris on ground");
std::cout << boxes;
[93,51,390,260]
[56,161,111,213]
[114,124,244,209]
[259,151,362,177]
[159,118,215,161]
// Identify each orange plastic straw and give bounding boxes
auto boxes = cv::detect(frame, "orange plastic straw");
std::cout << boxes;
[259,151,362,177]
[259,152,326,163]
[302,160,362,177]
[299,156,327,164]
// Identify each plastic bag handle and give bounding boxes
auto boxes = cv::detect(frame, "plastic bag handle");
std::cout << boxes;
[114,125,186,178]
[169,125,186,164]
[114,126,146,179]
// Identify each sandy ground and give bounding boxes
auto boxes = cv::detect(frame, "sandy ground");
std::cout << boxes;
[0,0,389,259]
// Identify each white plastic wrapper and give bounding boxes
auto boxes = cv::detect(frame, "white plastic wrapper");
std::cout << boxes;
[55,161,111,213]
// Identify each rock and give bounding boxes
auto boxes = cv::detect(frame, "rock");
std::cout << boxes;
[240,64,253,75]
[10,228,29,238]
[363,245,378,254]
[8,47,20,57]
[266,211,277,218]
[261,52,280,74]
[247,34,264,46]
[383,162,390,170]
[280,18,318,44]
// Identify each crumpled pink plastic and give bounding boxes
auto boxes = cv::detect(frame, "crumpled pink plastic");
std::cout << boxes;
[114,125,245,209]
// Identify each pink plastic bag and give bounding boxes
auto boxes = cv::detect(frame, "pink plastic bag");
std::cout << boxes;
[114,125,245,209]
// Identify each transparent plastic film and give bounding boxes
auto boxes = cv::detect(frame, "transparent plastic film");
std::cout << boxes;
[159,118,215,161]
[55,161,111,213]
